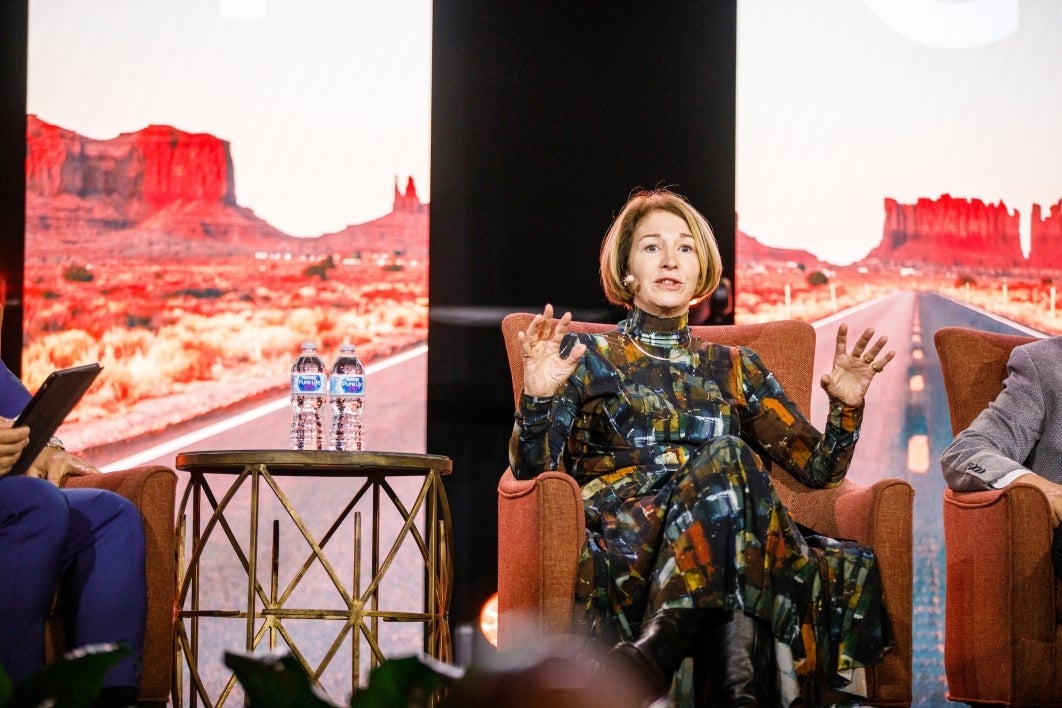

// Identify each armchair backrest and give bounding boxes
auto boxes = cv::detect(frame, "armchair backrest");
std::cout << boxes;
[934,326,1038,435]
[501,313,816,417]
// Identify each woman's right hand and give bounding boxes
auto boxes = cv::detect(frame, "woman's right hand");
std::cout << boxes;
[519,304,587,398]
[0,416,30,478]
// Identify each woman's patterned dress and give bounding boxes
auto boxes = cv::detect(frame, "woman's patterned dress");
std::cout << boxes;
[509,308,887,703]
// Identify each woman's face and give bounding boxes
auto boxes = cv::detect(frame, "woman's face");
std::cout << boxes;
[627,209,700,317]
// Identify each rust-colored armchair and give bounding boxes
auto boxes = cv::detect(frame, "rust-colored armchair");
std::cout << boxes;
[2,303,177,705]
[497,313,914,706]
[934,326,1061,706]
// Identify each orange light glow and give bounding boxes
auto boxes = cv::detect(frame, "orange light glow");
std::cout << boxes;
[480,592,499,648]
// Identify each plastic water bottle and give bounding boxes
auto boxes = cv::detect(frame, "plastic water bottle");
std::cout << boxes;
[289,342,327,450]
[329,343,365,451]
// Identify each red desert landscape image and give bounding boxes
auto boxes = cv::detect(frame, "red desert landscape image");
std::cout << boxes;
[23,116,1062,452]
[735,193,1062,333]
[24,116,428,452]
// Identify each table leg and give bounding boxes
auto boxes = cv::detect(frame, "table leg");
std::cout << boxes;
[247,467,260,652]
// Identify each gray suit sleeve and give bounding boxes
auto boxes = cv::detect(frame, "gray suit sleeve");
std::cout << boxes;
[940,345,1046,491]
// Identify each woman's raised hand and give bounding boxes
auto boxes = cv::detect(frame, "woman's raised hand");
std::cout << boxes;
[819,323,895,407]
[519,304,587,398]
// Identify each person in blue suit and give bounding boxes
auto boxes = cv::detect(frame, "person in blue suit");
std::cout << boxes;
[0,361,145,708]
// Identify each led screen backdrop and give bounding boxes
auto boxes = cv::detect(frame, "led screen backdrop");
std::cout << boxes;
[26,0,430,463]
[26,1,431,701]
[738,2,1062,705]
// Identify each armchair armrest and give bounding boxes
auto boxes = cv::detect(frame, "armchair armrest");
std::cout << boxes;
[497,467,584,650]
[774,469,914,706]
[64,466,174,507]
[943,483,1059,705]
[63,466,177,704]
[836,479,914,707]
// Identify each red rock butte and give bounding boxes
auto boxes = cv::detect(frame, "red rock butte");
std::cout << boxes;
[24,115,428,259]
[869,194,1062,271]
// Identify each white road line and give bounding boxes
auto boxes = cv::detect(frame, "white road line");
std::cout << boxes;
[100,345,428,472]
[807,294,893,330]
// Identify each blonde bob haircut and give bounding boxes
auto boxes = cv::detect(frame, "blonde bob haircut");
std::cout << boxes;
[599,188,722,309]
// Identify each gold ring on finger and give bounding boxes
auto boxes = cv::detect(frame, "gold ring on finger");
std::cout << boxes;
[871,363,883,373]
[863,355,874,365]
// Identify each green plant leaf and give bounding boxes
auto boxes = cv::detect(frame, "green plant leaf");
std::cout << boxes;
[5,643,128,708]
[222,652,459,708]
[0,663,13,707]
[349,655,455,708]
[223,652,336,708]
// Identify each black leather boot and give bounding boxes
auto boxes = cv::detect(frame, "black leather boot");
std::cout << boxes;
[606,608,705,706]
[695,611,778,707]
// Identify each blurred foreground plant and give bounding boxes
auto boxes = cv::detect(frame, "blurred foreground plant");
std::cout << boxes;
[224,652,456,708]
[224,638,643,708]
[0,644,128,708]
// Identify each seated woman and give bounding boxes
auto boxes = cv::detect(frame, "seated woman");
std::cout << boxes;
[509,188,894,707]
[0,361,146,708]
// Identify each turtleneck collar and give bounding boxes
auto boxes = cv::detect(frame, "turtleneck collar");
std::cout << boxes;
[621,307,691,347]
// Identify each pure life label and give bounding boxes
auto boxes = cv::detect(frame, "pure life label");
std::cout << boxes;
[292,373,326,394]
[330,374,365,396]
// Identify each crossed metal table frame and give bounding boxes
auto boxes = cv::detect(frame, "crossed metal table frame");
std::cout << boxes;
[173,450,452,707]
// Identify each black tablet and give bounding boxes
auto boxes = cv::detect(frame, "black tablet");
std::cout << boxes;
[9,362,102,477]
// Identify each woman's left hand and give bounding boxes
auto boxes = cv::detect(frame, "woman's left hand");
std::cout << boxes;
[820,323,895,407]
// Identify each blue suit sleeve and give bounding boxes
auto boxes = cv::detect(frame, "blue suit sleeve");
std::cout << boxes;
[0,361,32,419]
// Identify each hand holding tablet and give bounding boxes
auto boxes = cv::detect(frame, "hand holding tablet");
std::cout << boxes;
[8,363,102,477]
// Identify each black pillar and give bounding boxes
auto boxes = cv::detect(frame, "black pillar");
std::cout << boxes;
[0,0,28,375]
[428,0,736,627]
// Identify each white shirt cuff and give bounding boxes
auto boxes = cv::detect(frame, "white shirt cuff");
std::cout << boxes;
[989,469,1032,489]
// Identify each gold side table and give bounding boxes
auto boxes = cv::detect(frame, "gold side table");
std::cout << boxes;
[173,450,452,707]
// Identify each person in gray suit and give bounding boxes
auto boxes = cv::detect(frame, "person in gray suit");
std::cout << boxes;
[940,335,1062,525]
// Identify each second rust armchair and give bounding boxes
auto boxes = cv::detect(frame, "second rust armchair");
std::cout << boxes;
[935,325,1061,706]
